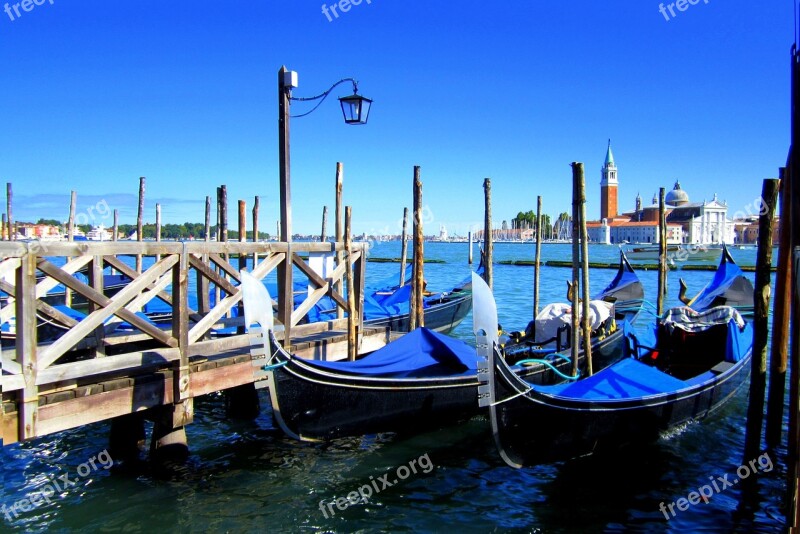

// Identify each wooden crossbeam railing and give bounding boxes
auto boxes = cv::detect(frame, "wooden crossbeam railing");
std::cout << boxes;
[0,240,367,444]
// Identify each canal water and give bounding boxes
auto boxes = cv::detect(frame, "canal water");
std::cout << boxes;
[0,243,788,532]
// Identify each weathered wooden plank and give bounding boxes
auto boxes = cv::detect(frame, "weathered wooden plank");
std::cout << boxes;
[208,253,242,283]
[17,254,38,441]
[190,362,253,397]
[188,254,239,296]
[173,246,190,401]
[291,285,328,327]
[188,292,242,343]
[250,251,285,280]
[36,380,173,437]
[90,255,106,358]
[37,256,180,369]
[0,279,79,328]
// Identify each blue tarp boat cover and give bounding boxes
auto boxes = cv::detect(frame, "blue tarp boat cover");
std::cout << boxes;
[300,327,479,377]
[536,358,688,400]
[537,314,752,400]
[691,252,745,311]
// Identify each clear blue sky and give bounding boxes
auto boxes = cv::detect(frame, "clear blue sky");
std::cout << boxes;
[1,0,794,236]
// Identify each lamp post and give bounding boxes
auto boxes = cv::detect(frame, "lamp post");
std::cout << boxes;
[276,66,372,348]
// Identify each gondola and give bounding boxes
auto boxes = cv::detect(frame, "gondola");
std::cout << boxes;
[498,251,643,382]
[479,249,754,468]
[243,254,643,442]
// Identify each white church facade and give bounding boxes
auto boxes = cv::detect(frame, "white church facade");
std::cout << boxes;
[586,142,736,245]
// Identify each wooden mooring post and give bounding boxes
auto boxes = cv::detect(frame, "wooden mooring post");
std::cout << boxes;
[744,178,779,460]
[657,187,667,316]
[345,206,357,360]
[6,182,12,241]
[534,195,542,318]
[468,230,473,265]
[335,162,344,320]
[136,177,145,273]
[767,167,792,448]
[400,207,408,286]
[786,43,800,530]
[410,167,424,329]
[576,165,593,376]
[320,205,328,243]
[483,178,493,289]
[570,164,581,377]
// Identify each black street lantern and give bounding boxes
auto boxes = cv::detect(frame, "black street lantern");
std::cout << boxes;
[339,91,372,125]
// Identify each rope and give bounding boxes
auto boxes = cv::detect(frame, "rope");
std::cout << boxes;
[490,387,533,407]
[514,358,579,381]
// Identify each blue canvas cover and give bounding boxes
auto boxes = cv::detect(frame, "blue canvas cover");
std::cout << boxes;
[691,252,745,311]
[536,358,688,400]
[300,327,479,377]
[536,314,752,400]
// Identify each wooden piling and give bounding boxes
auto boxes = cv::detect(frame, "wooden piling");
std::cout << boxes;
[252,195,260,264]
[205,196,211,242]
[345,206,357,360]
[219,185,228,243]
[224,384,260,420]
[136,177,145,273]
[1,213,5,240]
[108,414,145,464]
[155,203,162,264]
[577,166,593,376]
[410,167,424,330]
[767,168,793,448]
[400,207,409,286]
[534,195,543,318]
[320,205,328,243]
[67,191,76,242]
[657,187,667,316]
[198,196,211,315]
[744,178,779,460]
[570,164,581,376]
[468,231,473,265]
[113,209,118,242]
[237,200,247,335]
[6,182,12,241]
[155,204,162,242]
[335,162,344,320]
[66,191,77,308]
[787,44,800,530]
[483,178,493,289]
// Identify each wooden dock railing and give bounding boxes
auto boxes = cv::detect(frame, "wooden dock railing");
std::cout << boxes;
[0,240,367,445]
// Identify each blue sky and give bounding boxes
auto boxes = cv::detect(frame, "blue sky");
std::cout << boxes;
[1,0,793,236]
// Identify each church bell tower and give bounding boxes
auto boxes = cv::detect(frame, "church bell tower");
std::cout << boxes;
[600,140,618,220]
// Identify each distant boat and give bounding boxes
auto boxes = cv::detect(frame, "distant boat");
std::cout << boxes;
[85,225,112,241]
[623,243,722,262]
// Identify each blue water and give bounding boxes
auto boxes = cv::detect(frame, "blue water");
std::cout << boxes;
[0,243,788,532]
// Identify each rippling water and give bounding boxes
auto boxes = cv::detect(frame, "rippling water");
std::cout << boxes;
[0,243,788,532]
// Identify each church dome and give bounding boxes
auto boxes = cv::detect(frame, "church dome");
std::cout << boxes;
[665,181,689,206]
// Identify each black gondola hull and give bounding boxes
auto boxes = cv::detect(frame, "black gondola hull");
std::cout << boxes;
[490,345,751,467]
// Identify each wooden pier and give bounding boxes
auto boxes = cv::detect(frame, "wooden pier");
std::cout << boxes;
[0,240,382,448]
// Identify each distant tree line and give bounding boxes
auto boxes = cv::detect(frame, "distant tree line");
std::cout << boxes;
[33,219,270,240]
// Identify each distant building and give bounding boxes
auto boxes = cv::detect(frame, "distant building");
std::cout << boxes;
[586,142,736,245]
[600,140,618,220]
